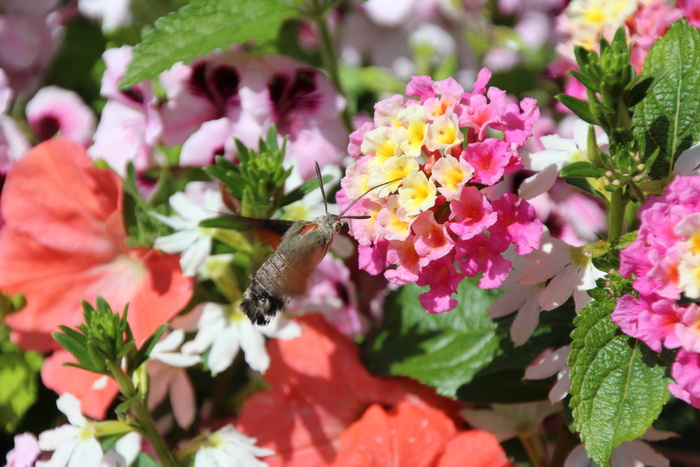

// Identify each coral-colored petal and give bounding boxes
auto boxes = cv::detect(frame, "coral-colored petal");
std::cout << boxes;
[438,430,511,467]
[41,350,119,420]
[333,401,457,467]
[0,138,193,349]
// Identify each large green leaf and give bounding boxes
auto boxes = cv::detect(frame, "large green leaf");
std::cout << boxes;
[568,298,671,467]
[120,0,297,87]
[363,281,573,401]
[0,345,43,432]
[632,20,700,177]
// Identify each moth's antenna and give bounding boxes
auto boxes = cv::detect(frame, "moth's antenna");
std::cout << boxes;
[315,161,329,214]
[339,177,401,218]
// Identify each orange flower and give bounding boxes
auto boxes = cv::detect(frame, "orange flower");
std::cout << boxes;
[237,314,509,466]
[0,138,193,416]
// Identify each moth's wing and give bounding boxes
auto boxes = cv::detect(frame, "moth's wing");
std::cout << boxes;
[200,215,295,249]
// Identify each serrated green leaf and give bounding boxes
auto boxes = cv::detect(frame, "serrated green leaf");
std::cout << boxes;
[560,161,607,178]
[569,299,671,466]
[633,20,700,176]
[121,0,298,87]
[0,349,43,432]
[556,94,596,124]
[363,281,500,398]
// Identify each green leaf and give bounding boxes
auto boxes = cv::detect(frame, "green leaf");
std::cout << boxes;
[0,347,43,432]
[363,281,571,400]
[633,20,700,176]
[556,94,596,124]
[363,282,500,398]
[569,298,671,466]
[120,0,298,87]
[133,453,160,467]
[560,161,607,178]
[281,175,333,206]
[52,328,92,369]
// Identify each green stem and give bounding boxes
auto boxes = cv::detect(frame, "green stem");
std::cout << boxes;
[314,13,353,133]
[519,430,548,467]
[608,188,626,241]
[106,361,176,467]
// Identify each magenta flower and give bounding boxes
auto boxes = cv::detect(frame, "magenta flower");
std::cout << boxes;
[612,176,700,408]
[339,70,542,313]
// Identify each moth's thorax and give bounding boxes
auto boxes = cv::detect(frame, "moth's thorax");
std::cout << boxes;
[314,213,343,237]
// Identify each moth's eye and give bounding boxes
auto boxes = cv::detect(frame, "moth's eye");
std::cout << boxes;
[335,221,342,232]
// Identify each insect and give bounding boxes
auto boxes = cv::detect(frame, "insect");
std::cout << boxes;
[231,163,391,325]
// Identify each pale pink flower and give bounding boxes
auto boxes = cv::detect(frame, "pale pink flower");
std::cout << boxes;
[26,86,95,145]
[5,433,41,467]
[88,46,163,176]
[524,346,572,402]
[519,233,606,311]
[147,330,200,428]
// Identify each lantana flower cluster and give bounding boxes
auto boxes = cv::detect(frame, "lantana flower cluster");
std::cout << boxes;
[612,176,700,407]
[338,69,543,313]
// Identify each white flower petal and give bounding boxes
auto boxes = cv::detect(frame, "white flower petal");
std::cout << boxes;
[674,142,700,175]
[150,211,193,230]
[179,236,212,277]
[38,425,79,452]
[154,229,201,254]
[56,394,86,427]
[152,329,186,354]
[518,165,561,200]
[69,437,103,467]
[239,321,270,373]
[114,431,141,465]
[207,326,240,375]
[169,192,208,221]
[260,315,302,339]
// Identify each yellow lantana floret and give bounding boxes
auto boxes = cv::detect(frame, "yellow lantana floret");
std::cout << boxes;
[425,111,463,152]
[398,169,437,216]
[431,155,474,200]
[368,154,419,197]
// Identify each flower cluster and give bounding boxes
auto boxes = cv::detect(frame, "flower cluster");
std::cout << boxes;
[90,46,346,183]
[612,176,700,407]
[338,70,543,313]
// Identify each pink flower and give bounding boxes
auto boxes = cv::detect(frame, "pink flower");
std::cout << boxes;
[340,70,542,313]
[611,295,682,353]
[161,51,347,180]
[669,349,700,408]
[0,138,193,415]
[678,0,700,27]
[448,186,498,239]
[464,139,511,185]
[613,176,700,409]
[5,432,42,467]
[25,86,96,145]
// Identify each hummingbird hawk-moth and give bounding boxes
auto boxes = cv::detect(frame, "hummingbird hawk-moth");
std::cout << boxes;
[229,163,389,326]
